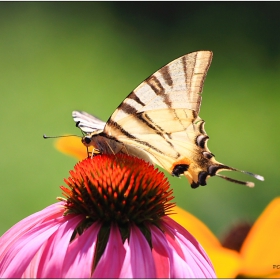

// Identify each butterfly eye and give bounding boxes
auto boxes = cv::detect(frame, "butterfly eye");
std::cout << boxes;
[83,136,92,144]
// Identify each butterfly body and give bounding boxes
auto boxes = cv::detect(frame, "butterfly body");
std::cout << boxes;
[82,132,154,165]
[73,51,264,188]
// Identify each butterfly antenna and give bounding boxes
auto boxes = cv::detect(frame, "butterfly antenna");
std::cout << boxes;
[43,134,79,139]
[216,174,255,187]
[216,165,264,187]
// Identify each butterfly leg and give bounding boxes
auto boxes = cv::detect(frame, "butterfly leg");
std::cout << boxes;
[90,148,101,158]
[103,139,117,155]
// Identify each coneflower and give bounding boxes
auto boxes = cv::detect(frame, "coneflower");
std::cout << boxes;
[0,154,216,278]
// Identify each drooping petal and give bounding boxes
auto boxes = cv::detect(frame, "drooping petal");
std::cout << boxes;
[171,206,241,278]
[240,197,280,277]
[22,243,46,278]
[62,222,101,278]
[119,224,156,278]
[92,224,126,278]
[150,224,172,277]
[171,226,215,277]
[0,215,68,278]
[164,231,196,278]
[162,217,216,278]
[36,215,83,278]
[0,202,64,260]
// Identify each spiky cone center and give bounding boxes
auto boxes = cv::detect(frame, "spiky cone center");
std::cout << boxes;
[60,154,175,228]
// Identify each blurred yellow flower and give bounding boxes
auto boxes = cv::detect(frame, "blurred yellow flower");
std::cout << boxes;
[55,136,280,278]
[55,136,88,160]
[238,197,280,278]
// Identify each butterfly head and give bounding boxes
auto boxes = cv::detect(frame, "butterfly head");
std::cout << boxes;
[82,134,93,146]
[81,130,103,147]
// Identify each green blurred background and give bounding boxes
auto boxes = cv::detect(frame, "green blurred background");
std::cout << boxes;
[0,2,279,239]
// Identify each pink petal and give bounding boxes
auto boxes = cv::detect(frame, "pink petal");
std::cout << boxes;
[160,226,197,278]
[36,215,83,278]
[120,224,156,278]
[0,216,66,278]
[162,217,216,278]
[169,244,197,277]
[150,224,172,277]
[92,223,126,278]
[0,202,64,259]
[164,217,215,270]
[22,244,46,278]
[62,222,101,278]
[177,235,216,278]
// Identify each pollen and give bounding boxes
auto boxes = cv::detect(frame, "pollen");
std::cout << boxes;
[60,154,175,226]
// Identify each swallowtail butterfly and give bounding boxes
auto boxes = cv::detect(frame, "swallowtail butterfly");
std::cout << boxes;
[73,51,264,188]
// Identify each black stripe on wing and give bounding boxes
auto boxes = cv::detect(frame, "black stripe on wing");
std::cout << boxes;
[105,120,174,157]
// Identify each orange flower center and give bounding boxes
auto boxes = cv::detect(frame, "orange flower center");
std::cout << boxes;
[60,154,175,227]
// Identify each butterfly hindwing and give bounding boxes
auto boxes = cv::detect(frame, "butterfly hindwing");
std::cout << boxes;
[72,111,106,134]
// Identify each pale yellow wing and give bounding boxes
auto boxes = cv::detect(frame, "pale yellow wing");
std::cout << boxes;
[107,51,212,124]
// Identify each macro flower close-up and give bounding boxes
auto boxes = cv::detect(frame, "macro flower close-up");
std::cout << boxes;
[1,3,279,279]
[0,153,216,278]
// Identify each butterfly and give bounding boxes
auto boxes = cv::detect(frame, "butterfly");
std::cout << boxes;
[72,50,264,188]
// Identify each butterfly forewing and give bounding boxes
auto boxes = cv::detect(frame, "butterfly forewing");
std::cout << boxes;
[107,51,212,125]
